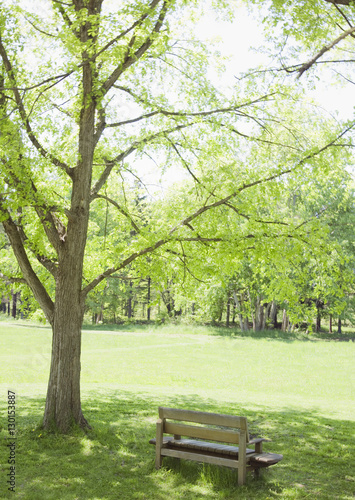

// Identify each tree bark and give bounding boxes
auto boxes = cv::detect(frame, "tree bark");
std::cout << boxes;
[316,310,321,333]
[43,222,90,431]
[243,317,249,331]
[147,276,151,321]
[248,289,255,331]
[232,291,244,331]
[281,309,289,332]
[261,304,267,330]
[11,292,17,319]
[43,295,87,431]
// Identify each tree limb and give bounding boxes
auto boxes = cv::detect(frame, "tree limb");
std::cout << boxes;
[298,25,355,78]
[324,0,355,5]
[101,0,168,96]
[90,122,194,198]
[13,219,58,277]
[0,205,54,323]
[0,37,73,177]
[0,273,26,285]
[92,194,141,233]
[1,160,63,252]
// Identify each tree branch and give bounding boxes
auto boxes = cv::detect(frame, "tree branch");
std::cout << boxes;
[0,205,54,324]
[24,16,58,38]
[107,89,276,128]
[101,0,169,96]
[90,122,193,198]
[1,160,63,252]
[92,194,141,233]
[0,273,26,285]
[0,38,73,177]
[324,0,355,5]
[298,25,355,78]
[13,219,58,278]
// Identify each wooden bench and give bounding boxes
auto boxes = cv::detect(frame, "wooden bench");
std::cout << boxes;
[149,407,283,485]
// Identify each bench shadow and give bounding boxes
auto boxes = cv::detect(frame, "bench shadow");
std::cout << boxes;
[3,390,354,499]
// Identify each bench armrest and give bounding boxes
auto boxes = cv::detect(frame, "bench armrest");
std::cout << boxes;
[248,438,269,454]
[249,438,270,444]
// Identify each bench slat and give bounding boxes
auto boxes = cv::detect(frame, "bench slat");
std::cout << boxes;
[161,447,241,469]
[150,436,256,456]
[164,421,242,444]
[159,407,248,430]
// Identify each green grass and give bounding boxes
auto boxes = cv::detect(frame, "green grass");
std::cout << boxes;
[1,319,355,499]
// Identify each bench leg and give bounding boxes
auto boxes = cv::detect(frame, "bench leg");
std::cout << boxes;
[238,465,246,486]
[155,452,162,469]
[238,431,247,485]
[155,419,164,469]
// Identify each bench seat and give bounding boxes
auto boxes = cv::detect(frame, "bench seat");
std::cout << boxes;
[149,436,283,468]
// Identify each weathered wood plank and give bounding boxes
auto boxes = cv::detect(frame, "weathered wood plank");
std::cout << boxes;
[250,452,283,466]
[164,421,240,444]
[161,448,240,469]
[155,418,164,469]
[238,429,247,485]
[159,407,248,431]
[150,436,257,457]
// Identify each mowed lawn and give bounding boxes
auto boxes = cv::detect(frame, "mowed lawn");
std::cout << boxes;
[0,320,354,499]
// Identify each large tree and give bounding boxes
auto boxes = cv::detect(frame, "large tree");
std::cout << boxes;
[0,0,352,432]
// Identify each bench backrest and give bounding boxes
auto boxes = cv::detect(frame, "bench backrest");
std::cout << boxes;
[158,407,250,444]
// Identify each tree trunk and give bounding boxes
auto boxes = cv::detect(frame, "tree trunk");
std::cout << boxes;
[254,297,260,331]
[42,80,94,432]
[11,292,17,319]
[261,304,267,330]
[226,298,230,327]
[43,251,89,432]
[44,309,86,432]
[281,309,289,332]
[337,318,342,334]
[147,276,151,321]
[232,291,244,331]
[269,300,277,329]
[247,289,255,331]
[127,284,133,319]
[329,315,332,334]
[316,310,321,333]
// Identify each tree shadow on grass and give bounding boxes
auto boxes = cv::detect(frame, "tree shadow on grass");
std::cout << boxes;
[209,327,355,343]
[1,390,354,499]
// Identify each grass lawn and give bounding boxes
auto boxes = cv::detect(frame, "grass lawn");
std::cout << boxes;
[1,319,355,499]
